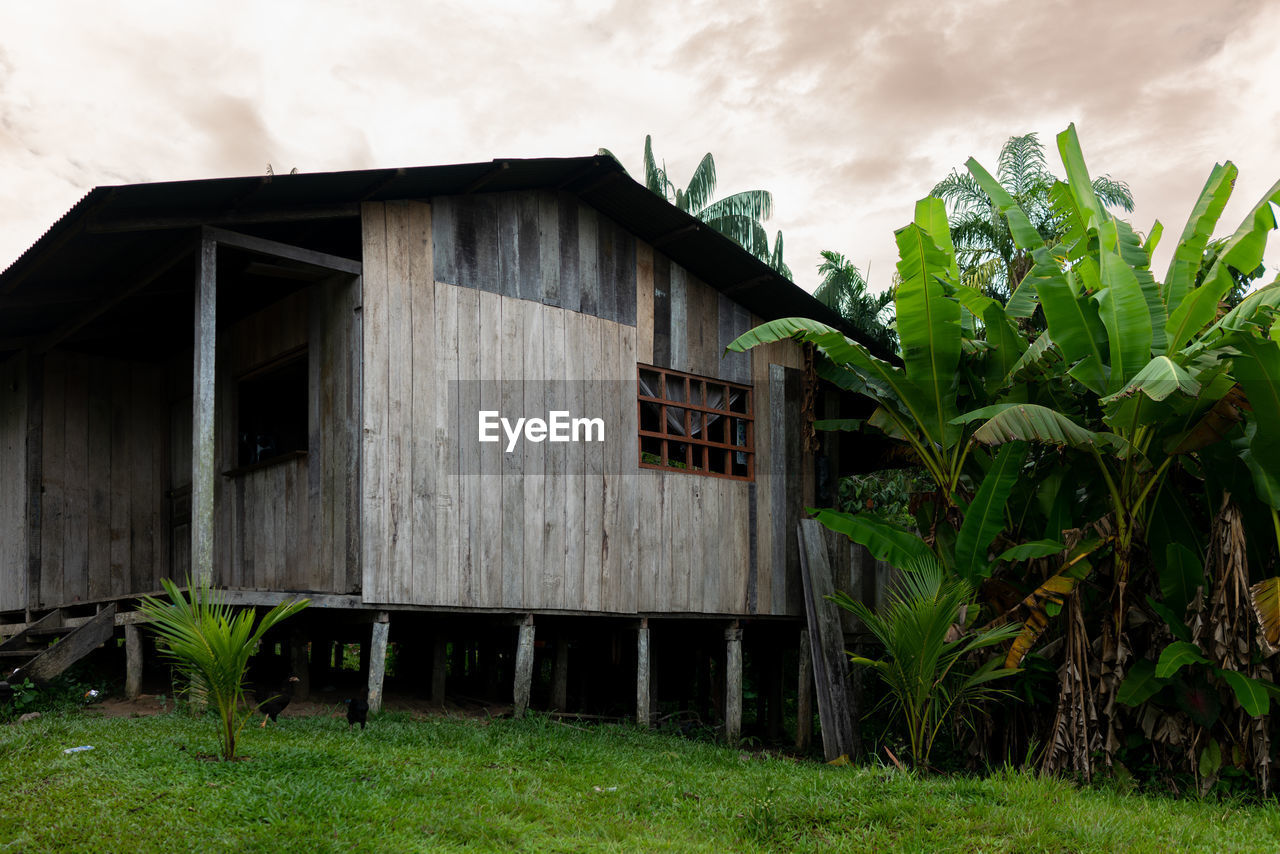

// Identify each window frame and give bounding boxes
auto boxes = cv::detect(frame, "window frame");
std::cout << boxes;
[636,363,754,481]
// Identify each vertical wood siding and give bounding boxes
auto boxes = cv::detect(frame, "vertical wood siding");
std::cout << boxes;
[0,355,28,611]
[31,351,168,607]
[362,196,809,616]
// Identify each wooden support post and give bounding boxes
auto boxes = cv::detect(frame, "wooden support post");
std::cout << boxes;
[513,615,535,717]
[431,634,448,704]
[636,618,651,728]
[125,623,143,700]
[796,630,813,752]
[725,622,743,744]
[290,630,310,701]
[550,637,569,711]
[366,612,390,714]
[191,234,217,587]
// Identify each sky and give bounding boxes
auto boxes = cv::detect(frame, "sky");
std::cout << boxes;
[3,0,1279,295]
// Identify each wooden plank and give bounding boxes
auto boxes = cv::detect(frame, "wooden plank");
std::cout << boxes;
[24,354,41,611]
[500,295,525,608]
[192,235,217,588]
[540,308,567,609]
[61,359,88,602]
[203,226,362,275]
[409,202,436,606]
[797,519,858,761]
[615,227,637,327]
[433,283,461,606]
[652,253,671,368]
[477,290,504,607]
[598,322,622,611]
[796,630,813,751]
[635,242,655,364]
[556,193,580,312]
[456,195,500,294]
[520,299,546,610]
[718,294,751,384]
[360,203,390,603]
[0,354,27,612]
[617,325,640,613]
[578,203,599,317]
[561,311,586,611]
[23,603,116,684]
[85,358,110,601]
[784,367,805,615]
[769,363,787,616]
[430,195,458,286]
[308,280,328,592]
[668,264,687,372]
[538,192,561,308]
[668,475,691,612]
[594,214,616,322]
[385,201,414,605]
[496,193,520,298]
[455,287,482,606]
[517,192,542,303]
[578,314,603,612]
[41,353,65,608]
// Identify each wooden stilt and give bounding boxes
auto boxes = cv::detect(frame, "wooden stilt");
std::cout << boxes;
[366,612,390,714]
[125,623,143,700]
[513,615,535,717]
[636,618,651,728]
[796,630,813,752]
[725,622,742,744]
[550,637,569,711]
[431,634,448,704]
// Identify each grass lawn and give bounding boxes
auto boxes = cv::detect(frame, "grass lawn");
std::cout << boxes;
[4,708,1280,853]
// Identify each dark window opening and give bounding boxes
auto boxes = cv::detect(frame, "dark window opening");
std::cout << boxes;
[637,364,753,481]
[237,354,308,468]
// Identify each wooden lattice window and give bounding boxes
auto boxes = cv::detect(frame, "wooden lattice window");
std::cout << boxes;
[637,364,753,480]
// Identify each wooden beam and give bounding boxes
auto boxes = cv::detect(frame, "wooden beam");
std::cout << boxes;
[86,203,360,234]
[125,623,143,700]
[366,611,390,714]
[724,622,743,744]
[797,520,857,761]
[22,603,116,684]
[513,615,536,717]
[191,235,216,588]
[636,618,651,728]
[203,226,362,276]
[32,239,194,355]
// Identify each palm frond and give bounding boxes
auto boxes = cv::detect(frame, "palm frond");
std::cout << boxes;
[643,135,671,199]
[697,189,773,224]
[931,170,991,215]
[1092,174,1135,212]
[997,133,1050,197]
[682,152,718,214]
[702,213,770,259]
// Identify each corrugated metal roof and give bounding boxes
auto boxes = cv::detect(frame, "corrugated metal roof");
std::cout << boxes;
[0,155,887,360]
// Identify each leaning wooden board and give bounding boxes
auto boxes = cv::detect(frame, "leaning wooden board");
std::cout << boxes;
[796,518,858,762]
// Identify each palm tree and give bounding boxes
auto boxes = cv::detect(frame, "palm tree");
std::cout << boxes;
[932,133,1134,302]
[602,136,790,278]
[813,250,895,352]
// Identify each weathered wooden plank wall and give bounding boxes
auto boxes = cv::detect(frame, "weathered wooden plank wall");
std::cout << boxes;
[31,351,168,607]
[363,194,809,617]
[0,354,28,611]
[192,276,362,595]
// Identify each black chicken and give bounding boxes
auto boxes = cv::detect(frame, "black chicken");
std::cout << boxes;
[256,675,299,727]
[345,696,369,730]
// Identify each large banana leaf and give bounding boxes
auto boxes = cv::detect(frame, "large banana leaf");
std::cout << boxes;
[953,441,1027,584]
[1095,244,1154,393]
[1099,355,1200,405]
[810,508,930,568]
[1035,262,1108,395]
[958,403,1097,448]
[964,157,1045,251]
[1056,124,1105,233]
[1163,162,1237,315]
[1002,543,1097,668]
[1166,265,1234,354]
[1232,335,1280,476]
[894,199,962,449]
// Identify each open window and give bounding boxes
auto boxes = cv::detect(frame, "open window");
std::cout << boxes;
[637,364,753,480]
[235,352,308,470]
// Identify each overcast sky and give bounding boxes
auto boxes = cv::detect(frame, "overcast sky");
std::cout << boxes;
[3,0,1279,295]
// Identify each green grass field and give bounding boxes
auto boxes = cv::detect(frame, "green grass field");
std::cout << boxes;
[4,708,1280,853]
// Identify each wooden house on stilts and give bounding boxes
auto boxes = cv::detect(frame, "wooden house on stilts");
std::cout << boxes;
[0,156,884,744]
